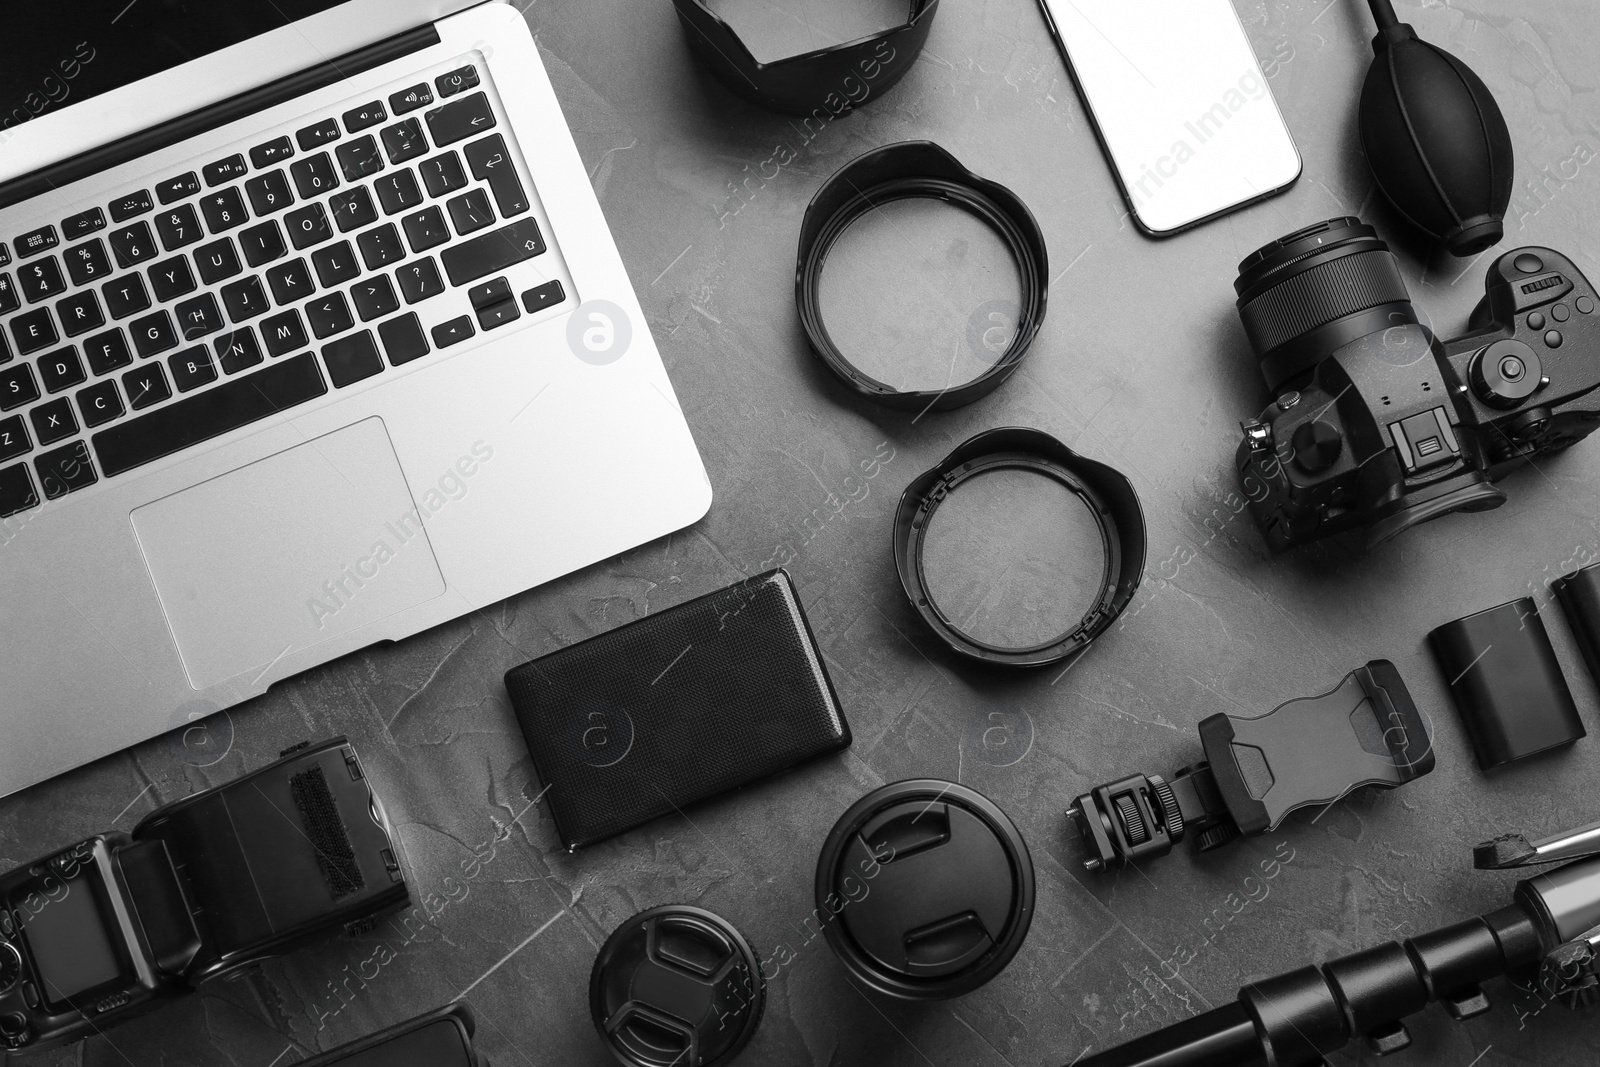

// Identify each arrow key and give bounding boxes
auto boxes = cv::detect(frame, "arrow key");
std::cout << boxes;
[426,91,496,147]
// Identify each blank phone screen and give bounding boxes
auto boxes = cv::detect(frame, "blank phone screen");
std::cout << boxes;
[1037,0,1301,233]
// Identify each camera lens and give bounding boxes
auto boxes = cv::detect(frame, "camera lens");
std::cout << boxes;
[1235,217,1419,392]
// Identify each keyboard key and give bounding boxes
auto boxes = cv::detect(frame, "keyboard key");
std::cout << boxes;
[285,203,332,249]
[357,224,405,269]
[330,187,378,233]
[465,134,530,217]
[239,220,287,266]
[447,188,495,235]
[35,441,96,499]
[245,170,295,216]
[290,152,340,199]
[31,396,78,443]
[402,206,449,252]
[419,152,467,198]
[351,275,398,322]
[261,309,309,356]
[194,238,243,285]
[322,330,384,388]
[123,363,171,410]
[378,312,428,365]
[336,136,385,182]
[175,293,225,339]
[251,137,294,168]
[0,330,9,365]
[149,256,197,302]
[199,188,250,233]
[62,208,106,240]
[395,257,444,303]
[426,92,495,146]
[0,364,40,409]
[203,154,248,187]
[306,292,353,339]
[84,329,134,375]
[522,280,565,314]
[0,273,17,315]
[297,118,341,150]
[344,101,387,132]
[431,315,474,348]
[156,172,200,204]
[0,415,29,460]
[477,298,519,331]
[77,380,123,427]
[220,276,270,323]
[37,347,86,394]
[311,241,360,287]
[11,309,57,355]
[155,204,204,250]
[214,327,263,375]
[64,239,111,286]
[441,218,545,286]
[0,242,9,267]
[131,310,179,357]
[110,191,153,222]
[468,277,511,310]
[102,275,151,320]
[0,463,37,517]
[390,83,434,115]
[375,170,422,215]
[168,345,217,392]
[56,292,104,337]
[266,258,316,305]
[110,222,158,268]
[95,352,327,477]
[16,225,59,258]
[436,65,480,98]
[18,257,66,302]
[380,118,427,164]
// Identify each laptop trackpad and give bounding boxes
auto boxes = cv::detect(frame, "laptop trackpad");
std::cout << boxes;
[131,418,446,690]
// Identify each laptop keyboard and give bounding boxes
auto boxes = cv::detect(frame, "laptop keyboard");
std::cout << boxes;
[0,62,568,519]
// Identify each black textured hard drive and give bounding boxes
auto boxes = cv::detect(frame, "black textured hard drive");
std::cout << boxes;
[504,569,851,849]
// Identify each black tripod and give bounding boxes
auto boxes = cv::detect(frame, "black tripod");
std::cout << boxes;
[1074,819,1600,1066]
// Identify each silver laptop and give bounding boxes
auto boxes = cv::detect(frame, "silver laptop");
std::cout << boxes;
[0,0,712,797]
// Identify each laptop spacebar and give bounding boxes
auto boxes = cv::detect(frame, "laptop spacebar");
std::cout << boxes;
[93,353,328,478]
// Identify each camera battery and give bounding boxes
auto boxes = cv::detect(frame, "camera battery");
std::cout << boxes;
[1428,596,1586,770]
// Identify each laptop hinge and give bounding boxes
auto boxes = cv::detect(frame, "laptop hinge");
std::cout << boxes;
[0,24,441,211]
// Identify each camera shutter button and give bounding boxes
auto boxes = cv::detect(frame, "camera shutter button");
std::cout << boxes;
[1292,421,1343,472]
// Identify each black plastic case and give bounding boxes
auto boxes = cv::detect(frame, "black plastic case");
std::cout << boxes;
[504,569,851,849]
[1427,597,1586,769]
[1554,561,1600,685]
[300,1005,480,1066]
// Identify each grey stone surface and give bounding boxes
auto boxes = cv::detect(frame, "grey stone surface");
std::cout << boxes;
[8,0,1600,1064]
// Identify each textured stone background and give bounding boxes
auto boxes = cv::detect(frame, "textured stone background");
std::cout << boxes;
[7,0,1600,1064]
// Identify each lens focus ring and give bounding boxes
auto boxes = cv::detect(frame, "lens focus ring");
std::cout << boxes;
[1239,249,1411,359]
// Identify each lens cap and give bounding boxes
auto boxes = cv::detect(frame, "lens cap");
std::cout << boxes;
[589,905,765,1067]
[815,780,1034,1000]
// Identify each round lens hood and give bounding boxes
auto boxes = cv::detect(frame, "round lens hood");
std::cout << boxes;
[796,142,1048,412]
[815,780,1035,1001]
[589,905,765,1067]
[892,427,1146,667]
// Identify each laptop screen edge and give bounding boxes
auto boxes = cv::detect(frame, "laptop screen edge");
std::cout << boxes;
[0,0,490,186]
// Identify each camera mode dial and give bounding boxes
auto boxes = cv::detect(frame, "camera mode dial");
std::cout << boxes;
[1470,339,1544,408]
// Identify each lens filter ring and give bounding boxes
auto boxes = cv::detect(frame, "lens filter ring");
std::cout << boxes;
[892,428,1146,667]
[796,142,1049,412]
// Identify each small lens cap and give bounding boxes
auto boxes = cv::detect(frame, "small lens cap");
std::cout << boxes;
[815,780,1034,1000]
[589,905,765,1067]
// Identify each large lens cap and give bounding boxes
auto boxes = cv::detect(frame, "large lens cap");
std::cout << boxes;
[815,780,1034,1000]
[589,905,765,1067]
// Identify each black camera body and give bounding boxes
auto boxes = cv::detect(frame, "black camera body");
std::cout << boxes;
[0,739,407,1055]
[1234,217,1600,551]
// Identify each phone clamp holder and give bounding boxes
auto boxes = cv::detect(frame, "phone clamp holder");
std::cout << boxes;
[1070,660,1434,871]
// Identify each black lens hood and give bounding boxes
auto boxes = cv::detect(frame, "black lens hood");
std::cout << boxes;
[892,428,1146,667]
[796,141,1049,412]
[670,0,939,116]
